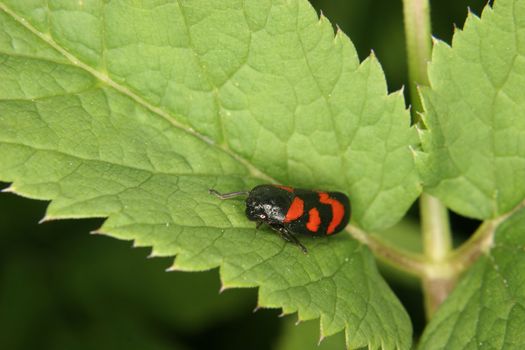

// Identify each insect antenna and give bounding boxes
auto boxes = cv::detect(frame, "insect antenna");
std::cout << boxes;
[208,188,250,200]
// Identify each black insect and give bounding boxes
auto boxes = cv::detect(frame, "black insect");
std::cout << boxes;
[209,184,350,253]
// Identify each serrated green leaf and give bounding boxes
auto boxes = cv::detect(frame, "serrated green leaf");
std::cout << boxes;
[419,207,525,349]
[418,0,525,219]
[0,1,417,348]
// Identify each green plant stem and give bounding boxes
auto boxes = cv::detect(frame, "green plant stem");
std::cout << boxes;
[347,225,426,277]
[451,199,525,270]
[420,194,452,262]
[449,221,495,271]
[403,0,431,108]
[403,0,455,319]
[419,194,454,317]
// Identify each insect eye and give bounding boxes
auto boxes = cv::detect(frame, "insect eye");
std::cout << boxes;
[259,214,267,219]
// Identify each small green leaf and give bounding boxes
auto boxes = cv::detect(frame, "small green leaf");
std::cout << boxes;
[419,207,525,349]
[0,1,417,348]
[418,0,525,219]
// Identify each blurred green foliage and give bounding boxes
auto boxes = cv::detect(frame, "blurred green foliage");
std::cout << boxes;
[0,0,488,349]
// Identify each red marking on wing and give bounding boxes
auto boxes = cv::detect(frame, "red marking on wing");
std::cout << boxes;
[319,192,345,234]
[306,208,321,232]
[284,197,304,222]
[274,185,294,192]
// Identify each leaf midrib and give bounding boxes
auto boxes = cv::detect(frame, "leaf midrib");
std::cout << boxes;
[0,2,275,182]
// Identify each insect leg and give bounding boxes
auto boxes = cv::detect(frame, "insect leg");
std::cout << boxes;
[284,232,308,254]
[209,188,250,200]
[270,224,308,254]
[256,221,263,230]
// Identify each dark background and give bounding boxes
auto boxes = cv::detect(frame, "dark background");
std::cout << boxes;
[0,0,486,349]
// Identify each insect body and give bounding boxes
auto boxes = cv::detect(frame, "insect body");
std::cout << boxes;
[209,184,350,253]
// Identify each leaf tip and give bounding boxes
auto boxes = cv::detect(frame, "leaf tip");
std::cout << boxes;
[334,25,350,44]
[392,86,407,102]
[318,10,332,28]
[1,185,15,193]
[39,215,61,224]
[408,145,420,160]
[278,310,291,318]
[431,36,447,48]
[219,284,232,294]
[132,240,151,249]
[416,84,427,108]
[464,6,484,28]
[38,216,50,224]
[165,262,182,272]
[415,111,428,129]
